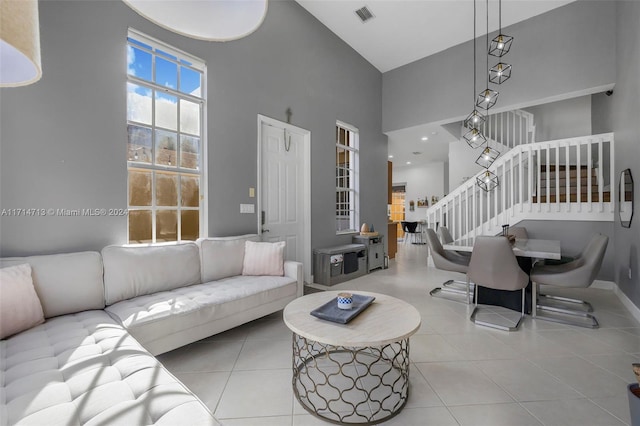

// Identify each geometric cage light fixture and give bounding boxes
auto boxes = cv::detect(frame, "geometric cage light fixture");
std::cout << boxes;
[464,109,486,129]
[476,88,499,110]
[489,0,513,58]
[489,62,512,84]
[475,146,500,168]
[463,127,487,149]
[477,169,499,192]
[489,33,514,58]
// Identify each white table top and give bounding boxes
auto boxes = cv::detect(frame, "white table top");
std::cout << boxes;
[443,237,562,260]
[283,291,421,347]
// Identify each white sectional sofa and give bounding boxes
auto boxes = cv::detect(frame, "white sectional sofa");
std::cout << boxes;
[1,234,303,425]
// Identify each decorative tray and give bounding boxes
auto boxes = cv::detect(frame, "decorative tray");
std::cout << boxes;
[360,231,379,236]
[310,294,376,324]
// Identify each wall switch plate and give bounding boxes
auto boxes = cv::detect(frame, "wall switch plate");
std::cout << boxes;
[240,203,255,214]
[249,187,255,198]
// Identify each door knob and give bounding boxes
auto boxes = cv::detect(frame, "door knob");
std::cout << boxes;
[262,229,270,233]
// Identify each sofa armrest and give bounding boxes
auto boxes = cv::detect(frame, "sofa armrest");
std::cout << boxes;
[284,260,304,297]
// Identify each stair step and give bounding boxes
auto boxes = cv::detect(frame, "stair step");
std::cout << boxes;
[537,187,602,196]
[540,176,598,186]
[540,169,595,179]
[532,192,611,203]
[539,165,589,172]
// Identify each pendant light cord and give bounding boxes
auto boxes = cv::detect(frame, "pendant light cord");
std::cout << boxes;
[485,0,490,151]
[473,0,476,106]
[486,0,489,87]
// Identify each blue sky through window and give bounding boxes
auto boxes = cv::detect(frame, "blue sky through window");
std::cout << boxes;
[180,67,201,96]
[127,46,152,81]
[156,57,177,89]
[128,37,202,98]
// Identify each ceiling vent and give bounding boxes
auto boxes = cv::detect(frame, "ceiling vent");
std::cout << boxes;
[355,6,375,23]
[412,151,423,155]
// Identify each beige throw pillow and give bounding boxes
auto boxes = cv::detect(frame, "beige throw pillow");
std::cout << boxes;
[242,241,285,276]
[0,263,45,339]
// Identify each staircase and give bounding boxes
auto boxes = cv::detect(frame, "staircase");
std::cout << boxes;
[475,109,536,149]
[426,133,615,240]
[533,165,611,203]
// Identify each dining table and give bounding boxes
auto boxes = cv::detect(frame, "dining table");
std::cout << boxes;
[443,237,561,313]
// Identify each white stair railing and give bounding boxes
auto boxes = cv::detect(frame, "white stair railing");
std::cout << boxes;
[484,109,536,148]
[427,133,615,239]
[462,109,536,151]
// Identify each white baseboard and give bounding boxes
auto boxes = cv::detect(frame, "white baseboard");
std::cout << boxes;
[612,282,640,324]
[591,280,616,290]
[574,280,640,323]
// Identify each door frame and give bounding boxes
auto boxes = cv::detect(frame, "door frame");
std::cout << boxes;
[257,114,312,284]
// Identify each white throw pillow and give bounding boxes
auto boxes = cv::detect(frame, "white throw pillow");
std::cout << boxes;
[242,241,285,276]
[0,263,45,339]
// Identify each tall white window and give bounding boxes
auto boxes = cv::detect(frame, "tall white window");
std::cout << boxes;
[335,121,359,234]
[126,29,206,243]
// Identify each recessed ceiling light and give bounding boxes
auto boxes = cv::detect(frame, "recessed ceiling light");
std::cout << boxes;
[388,155,394,158]
[431,131,439,135]
[421,137,428,141]
[406,161,411,165]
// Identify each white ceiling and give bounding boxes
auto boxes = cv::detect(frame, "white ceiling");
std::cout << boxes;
[295,0,575,167]
[296,0,575,73]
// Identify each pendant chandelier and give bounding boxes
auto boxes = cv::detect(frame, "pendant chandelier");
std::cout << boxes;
[475,146,500,168]
[489,0,513,84]
[476,0,498,111]
[477,169,499,192]
[489,0,514,57]
[463,0,486,149]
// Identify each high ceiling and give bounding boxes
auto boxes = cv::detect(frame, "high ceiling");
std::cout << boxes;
[296,0,575,73]
[296,0,576,166]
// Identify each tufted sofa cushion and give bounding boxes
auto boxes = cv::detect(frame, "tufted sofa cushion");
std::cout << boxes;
[0,310,218,425]
[0,252,104,319]
[102,243,201,306]
[105,274,297,355]
[196,234,261,282]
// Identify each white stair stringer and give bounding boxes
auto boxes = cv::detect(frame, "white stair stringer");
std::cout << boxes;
[427,133,615,239]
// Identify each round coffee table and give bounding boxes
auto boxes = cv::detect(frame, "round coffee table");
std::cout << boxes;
[283,291,421,425]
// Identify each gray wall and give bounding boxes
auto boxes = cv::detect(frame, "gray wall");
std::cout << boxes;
[0,0,387,256]
[592,92,615,135]
[523,96,592,142]
[612,1,640,307]
[518,220,615,281]
[382,1,616,133]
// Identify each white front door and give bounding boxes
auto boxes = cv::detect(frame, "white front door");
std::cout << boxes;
[258,115,311,283]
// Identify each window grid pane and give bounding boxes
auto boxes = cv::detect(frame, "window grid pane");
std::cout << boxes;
[335,123,359,234]
[127,30,204,243]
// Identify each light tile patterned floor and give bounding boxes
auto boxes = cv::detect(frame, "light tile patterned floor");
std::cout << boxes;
[158,244,639,425]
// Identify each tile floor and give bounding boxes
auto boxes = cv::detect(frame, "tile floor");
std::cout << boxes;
[158,244,639,425]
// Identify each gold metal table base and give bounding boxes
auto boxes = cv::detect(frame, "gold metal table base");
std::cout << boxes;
[291,333,410,425]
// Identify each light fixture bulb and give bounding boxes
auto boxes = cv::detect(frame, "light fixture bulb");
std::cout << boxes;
[473,117,478,123]
[497,42,504,49]
[134,152,139,160]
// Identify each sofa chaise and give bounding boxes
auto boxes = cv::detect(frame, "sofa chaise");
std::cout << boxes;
[1,234,303,425]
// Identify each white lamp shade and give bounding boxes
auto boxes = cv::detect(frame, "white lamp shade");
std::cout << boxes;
[123,0,268,42]
[0,0,42,87]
